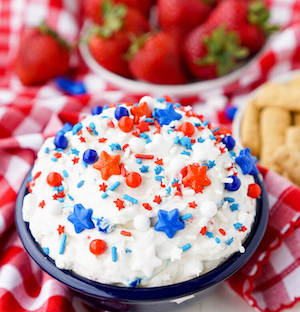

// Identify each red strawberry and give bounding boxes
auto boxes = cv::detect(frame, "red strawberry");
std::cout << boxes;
[184,24,249,79]
[206,0,276,54]
[206,0,248,31]
[114,0,153,16]
[84,0,150,36]
[15,24,70,86]
[239,23,265,54]
[158,0,214,37]
[128,32,187,84]
[89,30,131,77]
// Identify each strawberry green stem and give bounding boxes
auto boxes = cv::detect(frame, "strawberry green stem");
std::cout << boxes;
[38,22,69,49]
[196,27,249,77]
[248,1,279,35]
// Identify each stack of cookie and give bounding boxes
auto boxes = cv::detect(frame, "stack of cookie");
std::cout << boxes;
[241,75,300,187]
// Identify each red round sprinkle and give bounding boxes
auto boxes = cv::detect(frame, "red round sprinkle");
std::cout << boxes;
[118,116,134,133]
[47,172,62,187]
[247,183,261,198]
[89,239,107,255]
[126,172,142,188]
[179,122,195,137]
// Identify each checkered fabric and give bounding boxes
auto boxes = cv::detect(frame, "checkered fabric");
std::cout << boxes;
[0,0,299,311]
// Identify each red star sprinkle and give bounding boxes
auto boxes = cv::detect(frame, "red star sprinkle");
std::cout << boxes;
[57,225,65,235]
[114,198,125,211]
[154,120,161,134]
[181,164,211,193]
[142,203,152,210]
[79,136,86,143]
[188,201,197,209]
[219,146,226,154]
[155,158,163,166]
[39,200,45,208]
[98,138,107,143]
[136,121,150,133]
[172,181,181,189]
[132,131,140,137]
[153,195,162,204]
[200,226,207,235]
[57,191,65,198]
[93,151,121,180]
[54,152,62,159]
[130,102,152,118]
[99,183,107,192]
[239,226,247,232]
[52,194,58,200]
[72,157,79,164]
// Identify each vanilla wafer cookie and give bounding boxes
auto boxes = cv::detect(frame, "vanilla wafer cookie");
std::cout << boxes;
[254,83,300,112]
[294,113,300,125]
[273,147,300,187]
[260,107,291,172]
[241,99,260,156]
[285,126,300,149]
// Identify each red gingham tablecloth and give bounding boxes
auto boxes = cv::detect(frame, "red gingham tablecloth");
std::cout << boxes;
[0,0,299,311]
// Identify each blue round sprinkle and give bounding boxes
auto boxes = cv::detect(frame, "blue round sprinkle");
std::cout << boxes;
[91,106,103,115]
[225,107,238,121]
[225,175,241,192]
[55,77,87,95]
[222,136,236,151]
[83,149,98,164]
[114,106,129,120]
[54,133,68,149]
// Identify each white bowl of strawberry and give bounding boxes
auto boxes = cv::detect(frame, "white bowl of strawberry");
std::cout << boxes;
[80,0,277,95]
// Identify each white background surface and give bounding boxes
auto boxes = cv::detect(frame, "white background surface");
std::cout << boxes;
[132,282,300,312]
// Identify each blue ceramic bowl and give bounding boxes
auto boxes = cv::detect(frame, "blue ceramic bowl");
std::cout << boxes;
[15,171,268,306]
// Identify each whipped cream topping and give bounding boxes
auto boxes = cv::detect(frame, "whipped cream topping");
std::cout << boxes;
[23,96,259,287]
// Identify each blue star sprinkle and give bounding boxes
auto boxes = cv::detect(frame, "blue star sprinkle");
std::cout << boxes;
[180,136,193,150]
[154,208,185,239]
[68,204,95,233]
[140,165,149,173]
[71,148,80,155]
[109,143,122,151]
[153,103,182,126]
[235,148,258,175]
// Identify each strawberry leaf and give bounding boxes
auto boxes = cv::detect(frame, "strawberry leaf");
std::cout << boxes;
[38,22,69,49]
[124,32,152,60]
[196,27,249,77]
[248,1,279,35]
[99,0,127,38]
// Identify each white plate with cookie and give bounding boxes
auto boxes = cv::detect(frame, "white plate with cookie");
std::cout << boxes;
[233,69,300,187]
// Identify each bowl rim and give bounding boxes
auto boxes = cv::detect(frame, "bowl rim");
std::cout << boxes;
[16,170,269,303]
[79,21,271,96]
[232,69,300,148]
